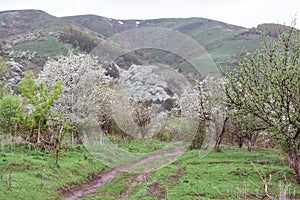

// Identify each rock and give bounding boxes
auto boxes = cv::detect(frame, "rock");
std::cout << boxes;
[4,61,24,94]
[7,76,21,85]
[7,61,24,74]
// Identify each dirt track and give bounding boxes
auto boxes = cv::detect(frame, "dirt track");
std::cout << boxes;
[62,144,185,200]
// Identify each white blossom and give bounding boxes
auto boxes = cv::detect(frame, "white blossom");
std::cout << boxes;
[38,53,112,125]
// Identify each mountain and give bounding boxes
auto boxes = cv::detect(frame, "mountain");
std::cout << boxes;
[64,15,263,68]
[0,10,104,70]
[0,9,282,72]
[0,9,57,38]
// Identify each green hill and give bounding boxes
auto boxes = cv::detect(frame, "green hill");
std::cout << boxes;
[64,15,264,69]
[0,10,104,70]
[0,9,288,72]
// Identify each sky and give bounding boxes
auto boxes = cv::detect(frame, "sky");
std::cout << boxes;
[1,0,299,29]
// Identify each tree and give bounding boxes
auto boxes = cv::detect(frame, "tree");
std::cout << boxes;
[0,56,10,98]
[225,114,264,151]
[16,73,71,165]
[177,77,227,151]
[0,95,23,139]
[131,102,153,138]
[38,53,112,143]
[18,72,63,144]
[225,26,300,183]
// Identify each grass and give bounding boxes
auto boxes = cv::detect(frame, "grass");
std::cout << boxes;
[1,136,300,199]
[128,147,300,199]
[0,142,106,200]
[82,174,131,200]
[84,136,170,170]
[75,136,300,199]
[108,136,167,153]
[63,15,116,38]
[13,36,74,57]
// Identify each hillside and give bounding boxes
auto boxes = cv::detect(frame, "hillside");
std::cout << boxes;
[64,15,263,68]
[0,10,57,38]
[0,9,281,72]
[1,9,300,200]
[0,10,104,70]
[1,139,300,199]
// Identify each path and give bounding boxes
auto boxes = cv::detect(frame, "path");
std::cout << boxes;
[62,144,185,200]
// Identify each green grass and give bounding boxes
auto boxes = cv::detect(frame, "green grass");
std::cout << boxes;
[77,136,300,199]
[83,174,131,200]
[128,146,300,199]
[0,143,106,200]
[13,36,74,57]
[65,15,264,70]
[84,136,170,170]
[109,136,167,153]
[1,136,299,199]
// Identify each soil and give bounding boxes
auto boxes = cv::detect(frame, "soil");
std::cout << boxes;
[169,166,186,184]
[119,172,151,200]
[62,144,185,200]
[148,181,167,199]
[147,163,186,199]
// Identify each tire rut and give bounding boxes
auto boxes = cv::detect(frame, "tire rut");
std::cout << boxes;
[62,144,185,200]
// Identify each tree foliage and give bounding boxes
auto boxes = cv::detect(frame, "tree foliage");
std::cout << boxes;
[38,53,112,143]
[225,26,300,182]
[0,95,23,137]
[0,56,10,98]
[176,77,227,150]
[18,72,63,144]
[59,28,99,52]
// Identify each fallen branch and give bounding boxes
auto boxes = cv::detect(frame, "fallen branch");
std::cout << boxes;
[250,161,273,199]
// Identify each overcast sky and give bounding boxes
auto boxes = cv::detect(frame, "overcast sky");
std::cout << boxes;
[1,0,299,28]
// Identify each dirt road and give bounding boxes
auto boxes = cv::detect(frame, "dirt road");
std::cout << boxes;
[63,144,185,200]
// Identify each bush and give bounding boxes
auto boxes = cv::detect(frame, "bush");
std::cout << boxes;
[155,129,177,142]
[0,95,23,137]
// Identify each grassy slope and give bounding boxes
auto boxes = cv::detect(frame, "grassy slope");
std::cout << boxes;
[138,19,261,70]
[1,11,287,73]
[0,143,106,200]
[140,148,299,199]
[0,10,105,70]
[64,15,263,72]
[1,137,300,199]
[82,137,299,200]
[0,10,103,51]
[13,36,74,57]
[63,15,116,38]
[0,10,267,72]
[0,10,99,39]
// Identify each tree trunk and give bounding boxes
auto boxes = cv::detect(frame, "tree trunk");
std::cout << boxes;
[214,117,228,152]
[237,137,243,148]
[247,140,252,152]
[75,131,83,144]
[55,138,60,166]
[37,120,41,144]
[71,131,74,145]
[288,147,300,184]
[229,134,235,147]
[140,127,146,138]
